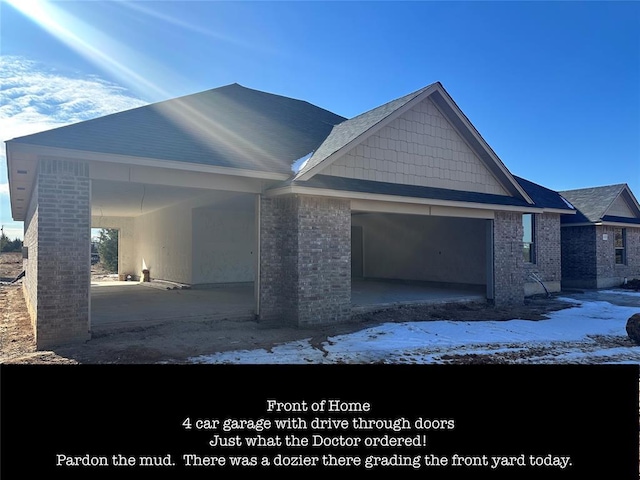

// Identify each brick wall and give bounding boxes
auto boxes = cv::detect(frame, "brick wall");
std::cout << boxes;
[561,225,640,289]
[259,196,299,323]
[259,195,351,326]
[22,177,39,327]
[561,225,597,289]
[523,213,562,295]
[296,196,351,325]
[595,225,640,288]
[626,227,640,282]
[30,159,91,349]
[493,211,524,305]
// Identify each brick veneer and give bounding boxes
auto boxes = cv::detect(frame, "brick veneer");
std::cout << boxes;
[23,159,91,348]
[493,211,524,305]
[595,225,640,288]
[560,225,597,289]
[561,225,640,289]
[259,195,351,326]
[523,213,562,295]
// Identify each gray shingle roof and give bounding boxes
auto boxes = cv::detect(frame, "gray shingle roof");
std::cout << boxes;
[278,174,575,210]
[513,176,575,211]
[294,83,436,178]
[7,83,346,175]
[559,184,628,224]
[281,174,533,208]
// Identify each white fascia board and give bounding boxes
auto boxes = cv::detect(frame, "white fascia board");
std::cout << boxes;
[7,143,291,181]
[266,185,544,213]
[542,208,577,215]
[600,221,640,228]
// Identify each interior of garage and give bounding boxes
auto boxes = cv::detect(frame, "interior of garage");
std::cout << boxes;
[90,180,259,331]
[351,212,489,311]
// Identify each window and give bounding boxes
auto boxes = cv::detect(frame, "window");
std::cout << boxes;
[614,228,626,265]
[523,214,535,263]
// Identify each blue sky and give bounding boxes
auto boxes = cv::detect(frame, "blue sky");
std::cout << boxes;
[1,0,639,240]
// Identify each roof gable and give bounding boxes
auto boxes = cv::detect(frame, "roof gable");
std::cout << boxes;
[607,193,636,217]
[294,84,435,178]
[7,83,346,175]
[560,184,640,224]
[320,97,511,196]
[294,82,533,204]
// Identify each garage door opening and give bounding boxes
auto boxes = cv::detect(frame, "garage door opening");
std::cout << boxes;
[351,212,489,311]
[89,183,259,334]
[91,228,119,281]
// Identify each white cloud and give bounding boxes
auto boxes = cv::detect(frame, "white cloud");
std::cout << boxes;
[0,55,148,143]
[0,56,149,238]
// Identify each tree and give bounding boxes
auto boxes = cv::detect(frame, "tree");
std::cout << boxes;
[0,232,22,253]
[97,228,118,273]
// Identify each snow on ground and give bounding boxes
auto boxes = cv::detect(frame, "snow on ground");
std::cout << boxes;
[190,293,640,365]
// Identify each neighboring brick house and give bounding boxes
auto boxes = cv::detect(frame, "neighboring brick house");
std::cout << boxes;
[559,184,640,289]
[6,81,575,348]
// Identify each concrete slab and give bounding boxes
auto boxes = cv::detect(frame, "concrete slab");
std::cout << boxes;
[352,278,486,312]
[90,279,487,335]
[90,283,255,334]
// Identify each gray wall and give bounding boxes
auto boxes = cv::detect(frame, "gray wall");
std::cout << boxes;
[351,213,487,286]
[133,200,193,284]
[192,199,255,285]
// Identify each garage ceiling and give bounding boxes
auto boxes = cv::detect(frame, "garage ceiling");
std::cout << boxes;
[91,180,254,217]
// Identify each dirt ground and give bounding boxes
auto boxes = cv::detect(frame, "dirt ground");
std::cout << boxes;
[0,251,577,365]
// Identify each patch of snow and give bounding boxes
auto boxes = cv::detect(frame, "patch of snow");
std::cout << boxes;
[599,289,640,297]
[189,298,640,365]
[291,152,313,174]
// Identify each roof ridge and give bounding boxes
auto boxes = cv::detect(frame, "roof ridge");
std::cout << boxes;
[559,183,627,194]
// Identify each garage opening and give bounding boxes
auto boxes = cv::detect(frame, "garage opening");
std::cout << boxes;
[91,228,118,280]
[351,212,490,310]
[89,180,258,334]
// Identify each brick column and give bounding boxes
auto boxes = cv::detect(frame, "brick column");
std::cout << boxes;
[493,211,524,305]
[259,195,351,326]
[297,196,351,325]
[33,159,91,348]
[259,196,299,324]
